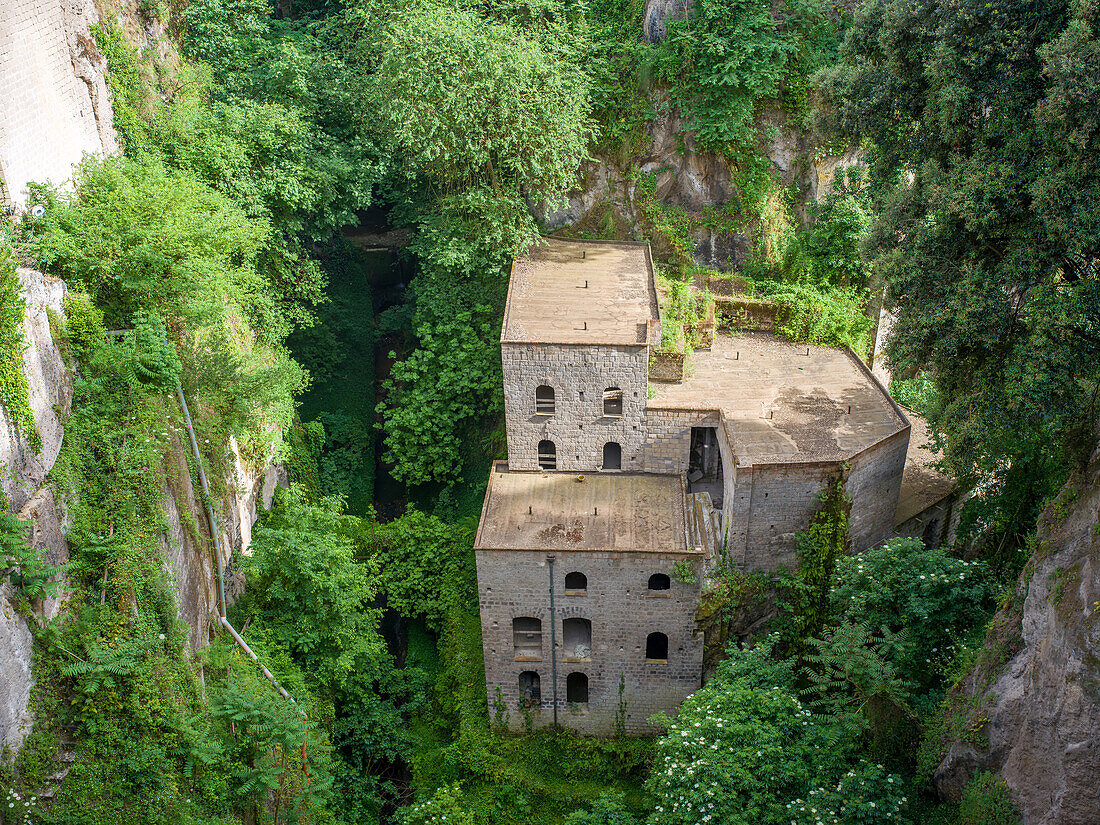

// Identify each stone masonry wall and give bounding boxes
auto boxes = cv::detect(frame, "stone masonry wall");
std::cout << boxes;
[0,0,117,206]
[640,407,721,475]
[735,461,838,570]
[845,426,910,552]
[475,548,703,735]
[502,343,648,473]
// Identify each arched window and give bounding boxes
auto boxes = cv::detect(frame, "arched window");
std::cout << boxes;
[602,441,622,470]
[562,618,591,660]
[519,671,541,707]
[566,672,589,704]
[646,632,669,661]
[564,571,587,593]
[603,387,623,417]
[648,573,671,591]
[513,617,542,659]
[538,440,557,470]
[535,385,555,415]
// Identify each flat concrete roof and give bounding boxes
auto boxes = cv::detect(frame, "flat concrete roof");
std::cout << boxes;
[895,410,955,525]
[648,332,907,465]
[502,238,657,345]
[475,462,691,553]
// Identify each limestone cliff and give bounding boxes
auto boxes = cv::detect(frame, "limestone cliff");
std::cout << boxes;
[933,441,1100,825]
[0,271,286,753]
[538,101,860,271]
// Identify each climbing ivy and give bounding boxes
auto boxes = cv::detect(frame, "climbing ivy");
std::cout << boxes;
[0,236,42,452]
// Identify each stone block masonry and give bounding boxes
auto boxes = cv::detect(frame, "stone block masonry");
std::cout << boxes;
[502,342,649,472]
[0,0,117,206]
[475,548,703,735]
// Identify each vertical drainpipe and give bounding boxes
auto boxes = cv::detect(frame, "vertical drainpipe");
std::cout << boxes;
[547,554,558,728]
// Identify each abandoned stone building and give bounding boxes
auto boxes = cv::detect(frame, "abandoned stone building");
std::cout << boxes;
[473,237,952,734]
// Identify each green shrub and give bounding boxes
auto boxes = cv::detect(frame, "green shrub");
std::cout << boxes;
[957,772,1021,825]
[0,237,41,452]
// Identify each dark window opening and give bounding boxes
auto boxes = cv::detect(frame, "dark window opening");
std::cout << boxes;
[646,632,669,661]
[535,385,555,415]
[565,571,587,592]
[538,440,557,470]
[648,573,671,591]
[688,426,724,507]
[603,387,623,417]
[566,672,589,704]
[513,617,542,659]
[519,671,541,706]
[602,441,622,470]
[563,618,591,659]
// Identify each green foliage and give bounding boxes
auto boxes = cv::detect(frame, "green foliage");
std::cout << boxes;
[369,507,477,632]
[670,558,697,584]
[763,281,874,358]
[890,371,937,416]
[23,157,306,457]
[240,487,389,694]
[564,791,638,825]
[0,511,61,602]
[778,479,850,647]
[62,292,106,361]
[956,772,1021,825]
[819,0,1100,548]
[657,0,838,151]
[647,641,908,824]
[830,538,996,695]
[344,0,593,277]
[802,168,873,288]
[0,237,41,452]
[377,310,503,486]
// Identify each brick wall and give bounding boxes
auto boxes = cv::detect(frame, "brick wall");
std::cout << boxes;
[0,0,116,206]
[502,343,649,472]
[475,548,703,735]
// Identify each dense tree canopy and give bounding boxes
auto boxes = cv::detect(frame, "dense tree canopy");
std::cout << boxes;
[819,0,1100,543]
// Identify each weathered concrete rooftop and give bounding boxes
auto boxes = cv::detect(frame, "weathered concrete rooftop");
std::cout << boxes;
[649,332,907,465]
[895,410,955,525]
[475,462,691,553]
[502,238,658,345]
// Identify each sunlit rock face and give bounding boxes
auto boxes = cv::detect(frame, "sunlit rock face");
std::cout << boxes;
[935,437,1100,825]
[642,0,693,42]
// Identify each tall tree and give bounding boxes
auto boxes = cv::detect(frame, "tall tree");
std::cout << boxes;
[819,0,1100,546]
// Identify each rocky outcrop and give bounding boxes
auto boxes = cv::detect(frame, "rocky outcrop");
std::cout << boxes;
[933,440,1100,825]
[0,269,71,756]
[538,102,860,272]
[643,0,692,42]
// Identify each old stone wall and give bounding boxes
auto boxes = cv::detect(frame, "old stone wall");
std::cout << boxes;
[641,407,719,475]
[502,343,649,473]
[475,548,703,734]
[0,0,117,206]
[846,427,910,552]
[735,461,838,570]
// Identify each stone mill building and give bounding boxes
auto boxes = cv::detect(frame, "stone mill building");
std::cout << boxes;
[473,237,951,734]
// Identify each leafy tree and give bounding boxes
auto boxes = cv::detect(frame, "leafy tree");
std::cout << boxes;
[647,641,908,825]
[657,0,837,150]
[376,310,503,485]
[564,791,638,825]
[241,487,389,694]
[369,507,478,631]
[818,0,1100,547]
[342,0,593,276]
[829,538,995,693]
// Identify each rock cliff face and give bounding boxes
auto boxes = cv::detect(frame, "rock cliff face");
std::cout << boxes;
[934,441,1100,825]
[538,103,860,271]
[0,271,286,752]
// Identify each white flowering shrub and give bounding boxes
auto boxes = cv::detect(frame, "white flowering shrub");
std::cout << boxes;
[645,642,907,825]
[829,538,995,688]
